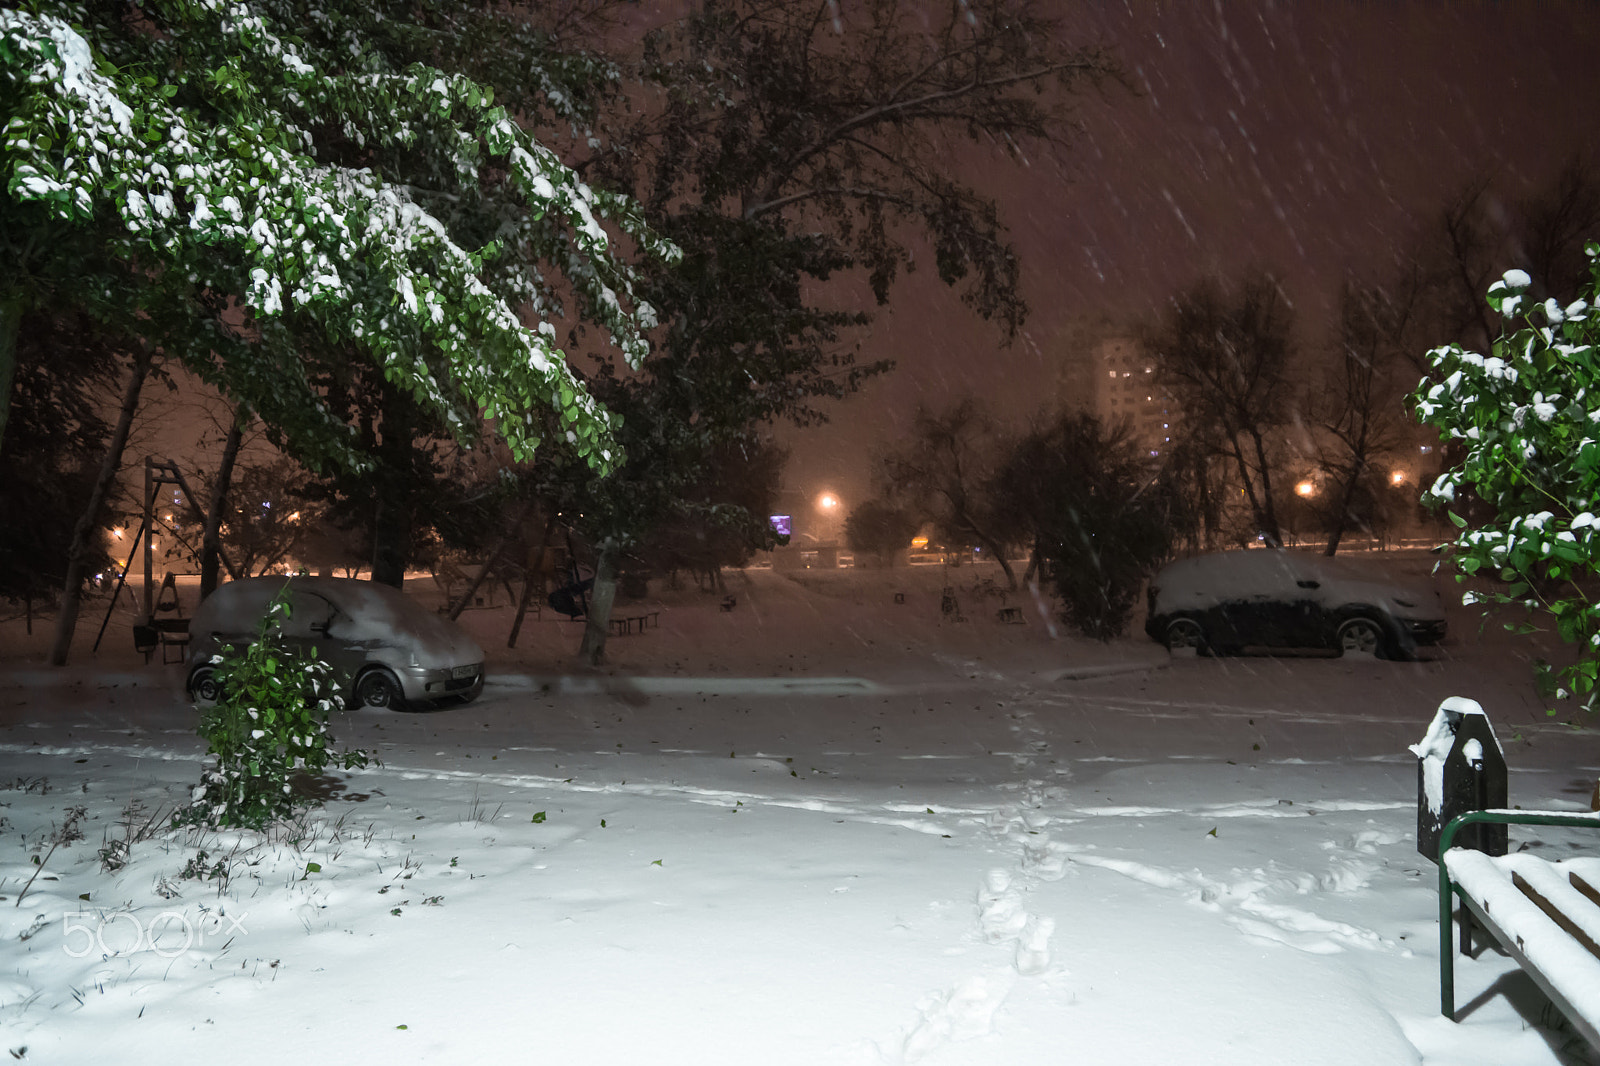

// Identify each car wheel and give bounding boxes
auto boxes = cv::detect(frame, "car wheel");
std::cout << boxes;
[1337,617,1387,659]
[189,666,221,705]
[354,668,406,710]
[1163,617,1207,655]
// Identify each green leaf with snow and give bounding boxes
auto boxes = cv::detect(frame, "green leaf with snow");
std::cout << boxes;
[1412,244,1600,713]
[0,4,677,471]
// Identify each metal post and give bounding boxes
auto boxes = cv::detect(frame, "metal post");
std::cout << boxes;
[142,456,155,623]
[91,516,147,652]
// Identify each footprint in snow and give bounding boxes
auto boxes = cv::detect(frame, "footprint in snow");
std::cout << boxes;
[977,868,1029,944]
[974,868,1059,977]
[1021,836,1069,881]
[900,969,1017,1061]
[1014,915,1056,976]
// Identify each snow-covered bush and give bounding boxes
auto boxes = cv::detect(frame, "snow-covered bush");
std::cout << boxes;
[181,584,367,828]
[1412,241,1600,711]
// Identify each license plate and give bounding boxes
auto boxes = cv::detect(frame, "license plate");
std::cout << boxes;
[451,665,479,679]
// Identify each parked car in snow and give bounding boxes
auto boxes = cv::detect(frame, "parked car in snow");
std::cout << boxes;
[1143,550,1447,659]
[185,577,484,710]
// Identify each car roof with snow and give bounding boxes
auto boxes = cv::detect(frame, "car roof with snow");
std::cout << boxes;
[1151,550,1436,612]
[190,576,469,649]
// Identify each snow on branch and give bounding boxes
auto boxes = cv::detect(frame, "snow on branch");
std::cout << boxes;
[0,5,676,471]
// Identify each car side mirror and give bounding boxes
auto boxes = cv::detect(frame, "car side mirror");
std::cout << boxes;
[1296,579,1320,589]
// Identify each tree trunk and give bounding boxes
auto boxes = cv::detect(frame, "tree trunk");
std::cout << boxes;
[507,567,543,649]
[1224,433,1270,545]
[50,348,152,666]
[369,384,413,588]
[577,547,618,667]
[959,512,1017,589]
[0,296,21,458]
[1323,460,1365,557]
[1250,429,1282,546]
[507,516,557,648]
[199,415,244,601]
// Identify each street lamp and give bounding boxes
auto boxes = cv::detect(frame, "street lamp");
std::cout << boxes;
[1295,480,1316,498]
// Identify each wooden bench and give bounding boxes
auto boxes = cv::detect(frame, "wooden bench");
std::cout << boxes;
[153,617,191,664]
[132,617,190,665]
[608,611,661,637]
[1438,809,1600,1051]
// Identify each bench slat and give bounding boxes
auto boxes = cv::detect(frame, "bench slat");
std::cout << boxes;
[1446,849,1600,1040]
[1512,868,1600,961]
[1455,886,1600,1054]
[1574,870,1600,910]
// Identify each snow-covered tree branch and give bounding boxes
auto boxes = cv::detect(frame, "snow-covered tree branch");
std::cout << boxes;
[0,3,676,471]
[1413,242,1600,712]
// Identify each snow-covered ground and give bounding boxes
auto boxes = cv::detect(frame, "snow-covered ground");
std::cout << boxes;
[3,554,1598,1064]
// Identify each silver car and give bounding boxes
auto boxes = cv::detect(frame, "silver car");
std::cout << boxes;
[184,577,484,710]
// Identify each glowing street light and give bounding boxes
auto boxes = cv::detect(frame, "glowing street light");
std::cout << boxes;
[817,492,840,512]
[1295,480,1315,498]
[1390,470,1407,486]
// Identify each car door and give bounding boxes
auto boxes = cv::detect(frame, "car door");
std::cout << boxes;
[280,588,361,683]
[1273,560,1328,648]
[1211,553,1290,647]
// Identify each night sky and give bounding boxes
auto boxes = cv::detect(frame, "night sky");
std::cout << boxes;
[775,1,1600,535]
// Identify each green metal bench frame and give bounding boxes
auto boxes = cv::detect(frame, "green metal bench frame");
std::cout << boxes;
[1437,808,1600,1049]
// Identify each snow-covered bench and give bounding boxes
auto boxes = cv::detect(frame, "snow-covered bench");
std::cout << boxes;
[1438,809,1600,1051]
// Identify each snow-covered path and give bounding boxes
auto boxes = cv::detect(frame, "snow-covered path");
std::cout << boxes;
[3,644,1596,1064]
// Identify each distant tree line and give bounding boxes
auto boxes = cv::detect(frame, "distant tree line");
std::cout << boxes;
[852,156,1600,640]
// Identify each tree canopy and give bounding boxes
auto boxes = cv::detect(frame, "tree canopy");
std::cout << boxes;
[0,2,674,469]
[531,0,1119,659]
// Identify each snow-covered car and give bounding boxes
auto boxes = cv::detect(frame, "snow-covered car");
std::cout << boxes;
[1143,550,1446,659]
[184,576,484,710]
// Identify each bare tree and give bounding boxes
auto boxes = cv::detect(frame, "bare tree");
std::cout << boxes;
[1149,272,1297,547]
[1400,158,1600,374]
[1307,280,1418,555]
[49,346,154,665]
[879,400,1017,588]
[1517,155,1600,305]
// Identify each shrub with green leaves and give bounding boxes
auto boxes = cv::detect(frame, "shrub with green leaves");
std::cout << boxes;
[1412,241,1600,712]
[181,584,368,828]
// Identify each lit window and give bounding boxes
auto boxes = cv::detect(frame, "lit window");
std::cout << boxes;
[1108,370,1117,378]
